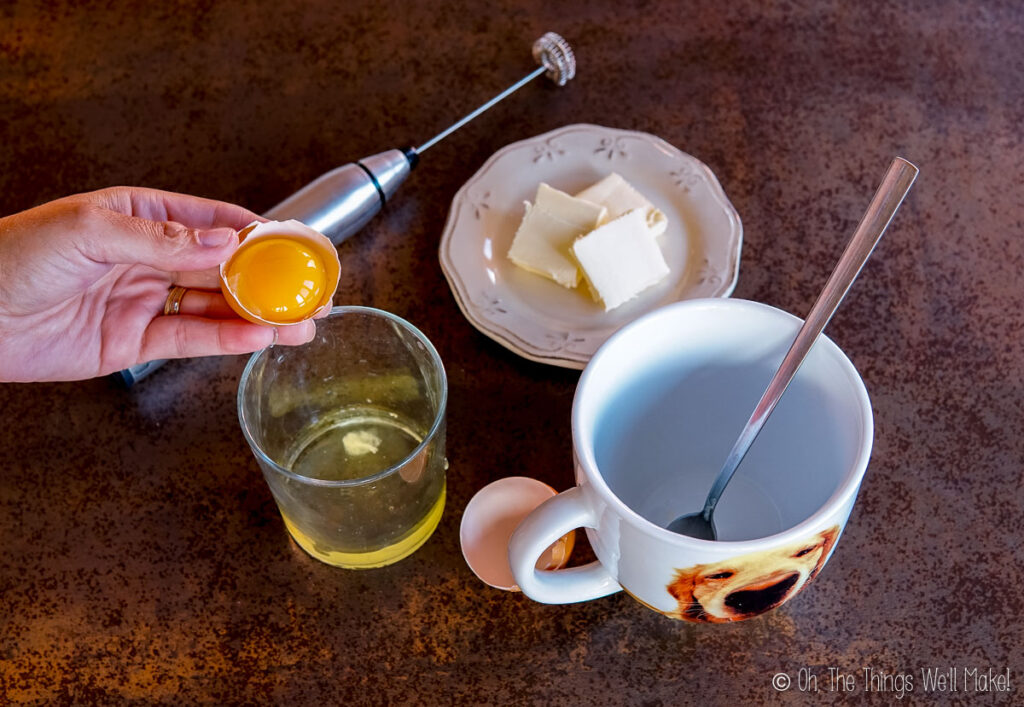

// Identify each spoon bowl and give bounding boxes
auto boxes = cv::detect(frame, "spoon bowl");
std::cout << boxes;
[664,512,718,541]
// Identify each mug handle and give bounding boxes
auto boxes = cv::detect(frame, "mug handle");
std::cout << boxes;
[508,486,622,603]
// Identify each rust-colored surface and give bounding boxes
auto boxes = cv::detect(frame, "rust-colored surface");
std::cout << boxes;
[2,1,1023,703]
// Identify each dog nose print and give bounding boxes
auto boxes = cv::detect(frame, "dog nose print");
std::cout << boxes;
[724,572,800,616]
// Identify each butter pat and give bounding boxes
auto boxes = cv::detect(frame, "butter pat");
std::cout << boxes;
[535,182,606,224]
[507,183,607,288]
[571,209,670,311]
[575,173,667,238]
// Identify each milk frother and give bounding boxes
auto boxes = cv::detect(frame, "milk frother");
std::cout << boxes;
[117,32,575,386]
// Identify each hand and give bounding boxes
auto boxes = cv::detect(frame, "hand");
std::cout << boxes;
[0,187,318,382]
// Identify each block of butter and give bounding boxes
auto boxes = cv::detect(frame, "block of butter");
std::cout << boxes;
[507,183,607,288]
[571,209,670,311]
[575,172,667,238]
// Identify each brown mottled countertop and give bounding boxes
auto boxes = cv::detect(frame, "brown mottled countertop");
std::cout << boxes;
[2,1,1022,704]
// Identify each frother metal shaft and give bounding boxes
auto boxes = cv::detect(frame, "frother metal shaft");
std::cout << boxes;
[416,66,547,154]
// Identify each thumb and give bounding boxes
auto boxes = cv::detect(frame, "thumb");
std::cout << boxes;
[75,204,239,272]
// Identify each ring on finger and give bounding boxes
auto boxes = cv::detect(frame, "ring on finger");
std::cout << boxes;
[163,286,188,316]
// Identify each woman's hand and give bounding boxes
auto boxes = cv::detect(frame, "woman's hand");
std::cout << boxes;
[0,187,317,382]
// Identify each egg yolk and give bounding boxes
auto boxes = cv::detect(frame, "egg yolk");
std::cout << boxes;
[224,238,327,323]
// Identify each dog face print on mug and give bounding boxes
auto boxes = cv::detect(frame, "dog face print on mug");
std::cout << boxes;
[666,526,840,622]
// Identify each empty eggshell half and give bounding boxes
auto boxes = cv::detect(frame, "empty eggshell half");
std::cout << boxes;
[460,476,575,591]
[220,219,340,326]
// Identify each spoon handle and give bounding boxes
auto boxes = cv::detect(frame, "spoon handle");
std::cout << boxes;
[701,157,919,520]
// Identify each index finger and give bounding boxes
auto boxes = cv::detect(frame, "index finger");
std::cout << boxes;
[79,186,265,230]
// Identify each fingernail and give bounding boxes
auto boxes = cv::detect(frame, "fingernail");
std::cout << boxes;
[199,227,236,248]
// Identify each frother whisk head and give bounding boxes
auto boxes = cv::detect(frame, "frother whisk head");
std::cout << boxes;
[532,32,576,86]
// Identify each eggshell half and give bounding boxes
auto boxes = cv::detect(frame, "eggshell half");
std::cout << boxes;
[220,219,340,326]
[460,476,575,591]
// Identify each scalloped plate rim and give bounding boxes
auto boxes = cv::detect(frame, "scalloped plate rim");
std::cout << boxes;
[438,123,743,368]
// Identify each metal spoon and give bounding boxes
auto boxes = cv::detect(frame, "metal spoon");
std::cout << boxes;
[666,157,919,540]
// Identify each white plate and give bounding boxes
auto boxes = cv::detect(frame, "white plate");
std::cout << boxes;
[438,124,742,368]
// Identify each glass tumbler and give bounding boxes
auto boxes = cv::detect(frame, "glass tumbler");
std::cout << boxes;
[238,306,447,568]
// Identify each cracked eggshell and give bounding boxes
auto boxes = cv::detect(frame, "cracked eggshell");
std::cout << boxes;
[219,219,340,326]
[460,476,575,591]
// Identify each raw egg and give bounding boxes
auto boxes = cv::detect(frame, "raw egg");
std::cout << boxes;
[220,219,340,326]
[460,476,575,591]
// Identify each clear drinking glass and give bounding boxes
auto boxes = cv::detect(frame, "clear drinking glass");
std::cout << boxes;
[238,306,447,569]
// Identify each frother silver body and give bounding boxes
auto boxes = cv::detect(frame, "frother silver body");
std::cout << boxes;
[264,149,413,245]
[114,151,413,386]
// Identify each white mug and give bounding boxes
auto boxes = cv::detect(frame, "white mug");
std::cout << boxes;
[508,299,873,622]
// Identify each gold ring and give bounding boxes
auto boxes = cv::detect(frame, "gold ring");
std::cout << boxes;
[163,286,188,316]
